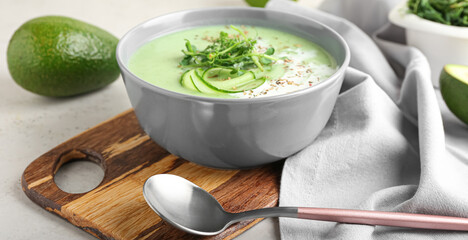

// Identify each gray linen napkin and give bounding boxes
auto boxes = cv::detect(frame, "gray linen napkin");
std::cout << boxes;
[266,0,468,239]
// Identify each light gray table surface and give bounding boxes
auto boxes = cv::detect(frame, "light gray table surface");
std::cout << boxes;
[0,0,321,239]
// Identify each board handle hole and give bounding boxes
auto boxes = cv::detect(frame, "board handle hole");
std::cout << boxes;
[53,149,105,194]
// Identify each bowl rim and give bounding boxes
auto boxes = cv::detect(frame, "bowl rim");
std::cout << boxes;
[116,7,350,103]
[389,1,468,39]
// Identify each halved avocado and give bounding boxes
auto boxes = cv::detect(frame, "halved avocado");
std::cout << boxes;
[440,64,468,125]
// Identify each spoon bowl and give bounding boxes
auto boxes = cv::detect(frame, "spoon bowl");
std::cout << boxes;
[143,174,230,235]
[143,174,468,236]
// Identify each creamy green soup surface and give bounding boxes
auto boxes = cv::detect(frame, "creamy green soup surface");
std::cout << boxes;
[128,25,337,98]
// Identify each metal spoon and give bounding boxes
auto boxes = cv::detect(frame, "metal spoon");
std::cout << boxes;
[143,174,468,236]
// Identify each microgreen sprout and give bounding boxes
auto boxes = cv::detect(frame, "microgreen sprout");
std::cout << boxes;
[179,25,278,74]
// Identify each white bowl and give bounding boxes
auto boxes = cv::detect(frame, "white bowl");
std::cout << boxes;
[389,1,468,87]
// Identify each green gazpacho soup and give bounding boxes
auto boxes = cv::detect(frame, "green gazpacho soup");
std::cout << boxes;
[128,25,337,98]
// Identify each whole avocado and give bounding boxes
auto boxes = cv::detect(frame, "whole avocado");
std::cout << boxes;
[7,16,120,97]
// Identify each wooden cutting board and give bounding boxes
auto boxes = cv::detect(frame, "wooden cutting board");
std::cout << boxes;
[21,109,282,240]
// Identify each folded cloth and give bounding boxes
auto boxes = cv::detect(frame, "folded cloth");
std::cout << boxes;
[266,0,468,239]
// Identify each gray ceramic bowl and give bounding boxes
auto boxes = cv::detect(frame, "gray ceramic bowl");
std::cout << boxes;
[117,7,350,169]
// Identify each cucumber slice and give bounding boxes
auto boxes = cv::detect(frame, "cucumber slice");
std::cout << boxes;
[190,69,220,94]
[180,70,197,91]
[202,68,258,93]
[236,77,266,91]
[203,67,240,80]
[180,68,265,94]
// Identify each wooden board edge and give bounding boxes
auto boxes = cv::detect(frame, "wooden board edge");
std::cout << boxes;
[72,108,134,140]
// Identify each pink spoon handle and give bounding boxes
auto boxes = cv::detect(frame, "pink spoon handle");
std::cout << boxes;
[298,207,468,230]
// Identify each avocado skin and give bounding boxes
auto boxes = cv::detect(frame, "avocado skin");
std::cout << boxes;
[7,16,120,97]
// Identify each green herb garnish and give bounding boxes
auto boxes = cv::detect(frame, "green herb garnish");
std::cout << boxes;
[179,25,278,73]
[408,0,468,27]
